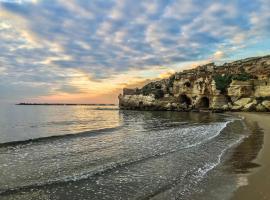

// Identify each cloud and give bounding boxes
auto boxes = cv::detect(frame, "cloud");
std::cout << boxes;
[0,0,270,102]
[213,51,225,59]
[0,0,38,4]
[56,85,83,94]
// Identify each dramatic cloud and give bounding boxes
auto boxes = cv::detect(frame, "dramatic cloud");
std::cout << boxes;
[0,0,269,103]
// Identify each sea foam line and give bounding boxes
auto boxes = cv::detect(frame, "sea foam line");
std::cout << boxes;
[0,119,235,196]
[145,118,245,199]
[176,132,246,199]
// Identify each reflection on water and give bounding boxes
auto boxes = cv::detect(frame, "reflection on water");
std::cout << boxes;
[0,107,251,200]
[0,105,120,143]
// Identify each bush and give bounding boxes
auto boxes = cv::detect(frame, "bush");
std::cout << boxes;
[214,74,232,93]
[168,75,175,87]
[166,75,175,94]
[141,83,153,95]
[153,89,164,99]
[232,73,252,81]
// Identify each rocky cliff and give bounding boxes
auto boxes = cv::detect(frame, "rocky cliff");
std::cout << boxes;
[119,55,270,112]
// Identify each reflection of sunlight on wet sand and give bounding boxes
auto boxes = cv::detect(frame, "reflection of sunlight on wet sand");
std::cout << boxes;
[236,175,248,187]
[226,117,263,174]
[232,113,270,200]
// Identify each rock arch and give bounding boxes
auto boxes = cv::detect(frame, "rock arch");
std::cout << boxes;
[197,97,210,108]
[184,81,191,88]
[179,94,192,107]
[138,101,143,108]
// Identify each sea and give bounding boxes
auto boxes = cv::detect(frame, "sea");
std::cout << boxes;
[0,104,261,200]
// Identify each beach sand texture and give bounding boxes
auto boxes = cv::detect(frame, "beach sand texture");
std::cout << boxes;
[232,113,270,200]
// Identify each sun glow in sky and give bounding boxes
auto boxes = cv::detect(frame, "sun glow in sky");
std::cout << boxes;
[0,0,269,103]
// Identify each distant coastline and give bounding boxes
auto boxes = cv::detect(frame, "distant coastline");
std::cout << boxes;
[16,103,116,106]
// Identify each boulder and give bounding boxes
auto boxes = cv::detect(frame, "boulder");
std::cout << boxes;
[222,104,230,111]
[243,100,257,111]
[234,98,252,107]
[165,103,172,110]
[232,105,243,111]
[256,104,267,112]
[262,100,270,110]
[164,94,170,98]
[171,103,178,109]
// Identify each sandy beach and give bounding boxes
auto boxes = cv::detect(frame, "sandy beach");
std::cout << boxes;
[232,112,270,200]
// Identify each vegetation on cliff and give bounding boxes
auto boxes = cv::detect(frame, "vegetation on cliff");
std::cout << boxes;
[232,72,253,81]
[214,75,232,94]
[214,72,253,94]
[119,55,270,112]
[141,82,165,99]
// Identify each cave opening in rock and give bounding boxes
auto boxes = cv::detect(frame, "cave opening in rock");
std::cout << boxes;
[184,82,191,88]
[179,94,192,106]
[198,97,210,108]
[139,101,143,108]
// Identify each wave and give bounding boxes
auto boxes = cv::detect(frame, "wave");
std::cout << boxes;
[0,120,234,196]
[0,126,122,148]
[174,135,246,200]
[146,121,246,200]
[197,135,246,178]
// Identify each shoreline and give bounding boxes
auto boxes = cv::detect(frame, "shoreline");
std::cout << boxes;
[231,112,270,200]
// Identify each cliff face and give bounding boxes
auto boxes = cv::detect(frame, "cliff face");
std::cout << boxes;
[119,55,270,112]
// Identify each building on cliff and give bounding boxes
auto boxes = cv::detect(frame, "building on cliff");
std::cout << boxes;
[119,55,270,112]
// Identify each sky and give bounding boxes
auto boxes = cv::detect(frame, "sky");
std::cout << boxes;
[0,0,269,104]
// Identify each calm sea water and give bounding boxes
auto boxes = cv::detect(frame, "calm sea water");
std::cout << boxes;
[0,105,251,199]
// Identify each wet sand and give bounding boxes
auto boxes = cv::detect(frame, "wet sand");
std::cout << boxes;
[232,112,270,200]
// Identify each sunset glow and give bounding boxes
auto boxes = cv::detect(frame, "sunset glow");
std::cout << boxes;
[0,0,269,103]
